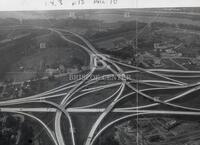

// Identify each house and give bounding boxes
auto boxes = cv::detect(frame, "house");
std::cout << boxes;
[153,58,162,67]
[34,35,49,49]
[58,65,65,73]
[45,68,59,76]
[192,56,200,66]
[40,42,46,49]
[196,55,200,60]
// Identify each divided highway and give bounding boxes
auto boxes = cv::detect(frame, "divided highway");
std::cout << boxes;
[0,27,200,145]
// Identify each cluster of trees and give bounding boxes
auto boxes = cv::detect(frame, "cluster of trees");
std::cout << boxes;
[151,22,176,30]
[99,45,135,59]
[0,115,34,145]
[178,24,200,31]
[159,13,200,21]
[100,137,119,145]
[132,10,200,21]
[0,17,101,30]
[151,21,200,32]
[177,8,200,13]
[70,57,84,69]
[0,34,36,79]
[92,21,146,39]
[0,28,65,80]
[96,134,119,145]
[0,18,20,26]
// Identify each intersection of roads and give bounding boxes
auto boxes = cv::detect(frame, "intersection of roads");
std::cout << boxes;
[0,27,200,145]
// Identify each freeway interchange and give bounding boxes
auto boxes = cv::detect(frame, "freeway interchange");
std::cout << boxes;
[0,28,200,145]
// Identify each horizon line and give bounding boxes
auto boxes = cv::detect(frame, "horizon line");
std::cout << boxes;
[0,0,200,11]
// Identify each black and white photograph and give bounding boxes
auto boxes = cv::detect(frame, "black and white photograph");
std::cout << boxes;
[0,0,200,145]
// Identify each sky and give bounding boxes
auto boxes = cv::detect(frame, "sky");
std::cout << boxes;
[0,0,200,11]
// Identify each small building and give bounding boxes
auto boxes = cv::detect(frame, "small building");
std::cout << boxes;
[40,42,46,49]
[154,42,175,51]
[58,65,65,73]
[34,35,49,49]
[45,68,59,76]
[154,58,161,65]
[192,56,200,66]
[196,55,200,60]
